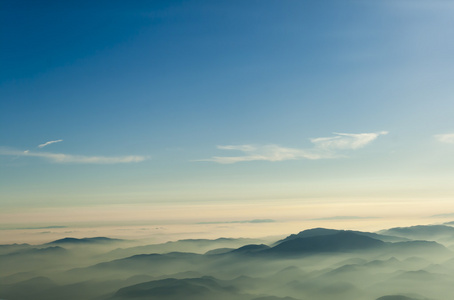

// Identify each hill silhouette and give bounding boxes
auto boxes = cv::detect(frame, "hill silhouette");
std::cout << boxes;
[276,228,406,245]
[380,225,454,240]
[2,225,453,300]
[376,296,421,300]
[47,237,122,245]
[110,276,247,300]
[267,231,385,255]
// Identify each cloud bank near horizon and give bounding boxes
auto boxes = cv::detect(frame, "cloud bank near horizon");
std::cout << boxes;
[200,131,388,164]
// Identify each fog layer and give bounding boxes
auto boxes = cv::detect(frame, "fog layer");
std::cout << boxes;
[2,224,454,300]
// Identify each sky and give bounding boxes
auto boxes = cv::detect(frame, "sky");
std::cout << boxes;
[1,1,454,241]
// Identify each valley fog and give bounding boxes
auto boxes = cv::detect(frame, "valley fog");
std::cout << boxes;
[2,223,454,300]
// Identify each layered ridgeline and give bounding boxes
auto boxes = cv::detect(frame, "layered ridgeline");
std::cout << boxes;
[2,224,454,300]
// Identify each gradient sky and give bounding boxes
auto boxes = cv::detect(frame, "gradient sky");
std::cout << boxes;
[1,1,454,230]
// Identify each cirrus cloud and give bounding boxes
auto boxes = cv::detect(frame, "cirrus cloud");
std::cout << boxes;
[311,131,388,150]
[38,139,63,148]
[199,131,388,164]
[0,148,147,164]
[202,144,323,164]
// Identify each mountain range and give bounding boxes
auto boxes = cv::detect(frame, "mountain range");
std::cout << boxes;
[1,223,453,300]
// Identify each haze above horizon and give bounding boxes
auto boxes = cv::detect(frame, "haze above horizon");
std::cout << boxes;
[1,1,454,242]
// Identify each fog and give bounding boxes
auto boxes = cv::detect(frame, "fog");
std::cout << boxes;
[2,224,454,300]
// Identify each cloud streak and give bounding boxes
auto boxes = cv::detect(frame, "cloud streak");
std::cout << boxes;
[38,139,63,148]
[435,133,454,144]
[432,212,454,218]
[205,145,322,164]
[197,219,276,224]
[310,216,379,221]
[0,148,147,164]
[200,131,388,164]
[310,131,388,150]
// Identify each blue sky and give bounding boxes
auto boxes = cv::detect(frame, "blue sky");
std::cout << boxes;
[1,1,454,224]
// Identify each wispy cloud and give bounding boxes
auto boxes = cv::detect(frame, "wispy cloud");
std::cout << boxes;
[432,212,454,218]
[204,145,321,164]
[4,226,68,231]
[434,133,454,144]
[310,216,379,221]
[38,139,63,148]
[197,219,275,224]
[200,131,388,164]
[0,148,147,164]
[311,131,388,150]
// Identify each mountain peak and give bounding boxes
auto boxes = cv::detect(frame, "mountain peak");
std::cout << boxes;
[268,231,385,255]
[46,237,122,245]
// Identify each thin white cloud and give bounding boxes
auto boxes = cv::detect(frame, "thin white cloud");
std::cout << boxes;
[199,131,388,164]
[197,219,275,224]
[200,144,322,164]
[38,139,63,148]
[217,145,257,152]
[311,131,388,150]
[0,148,147,164]
[310,216,379,221]
[435,133,454,144]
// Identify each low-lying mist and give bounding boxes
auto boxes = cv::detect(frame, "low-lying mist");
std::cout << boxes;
[2,223,454,300]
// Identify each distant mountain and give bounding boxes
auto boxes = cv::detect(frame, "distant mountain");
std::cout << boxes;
[47,237,122,245]
[332,257,368,267]
[230,244,270,254]
[364,257,402,268]
[275,228,407,245]
[1,271,38,285]
[252,297,300,300]
[268,229,450,257]
[376,296,422,300]
[155,271,202,280]
[379,225,454,240]
[275,228,341,244]
[369,268,451,300]
[315,257,411,292]
[0,243,31,255]
[387,240,451,256]
[272,266,307,278]
[65,251,210,281]
[0,276,58,300]
[107,237,263,259]
[3,246,67,256]
[4,224,454,300]
[283,278,363,299]
[64,228,450,285]
[267,231,385,255]
[109,276,248,300]
[0,246,69,278]
[205,248,235,255]
[392,269,445,281]
[109,275,302,300]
